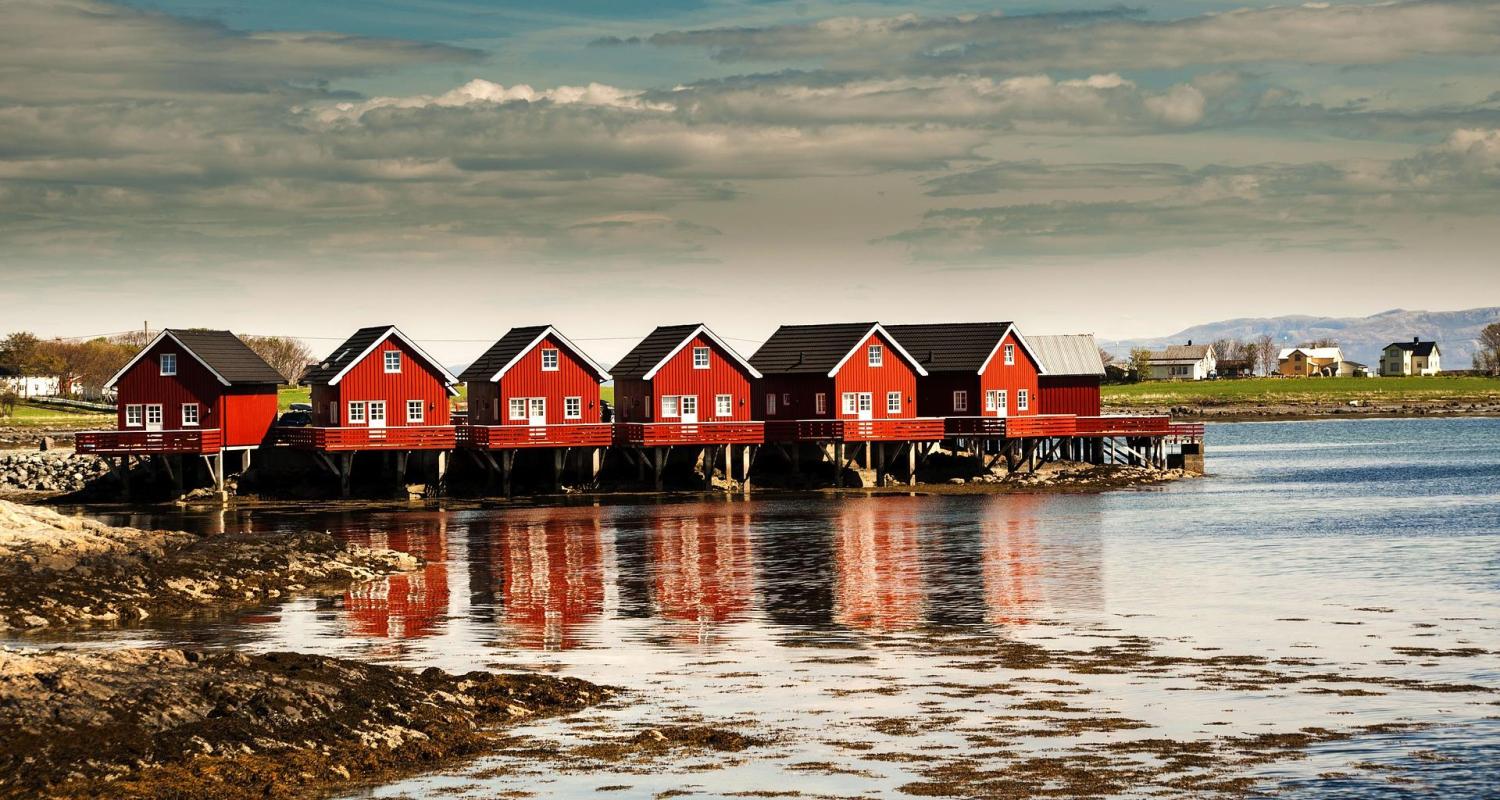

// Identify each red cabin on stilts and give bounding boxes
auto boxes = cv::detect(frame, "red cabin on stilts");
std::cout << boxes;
[884,322,1059,439]
[1028,334,1106,417]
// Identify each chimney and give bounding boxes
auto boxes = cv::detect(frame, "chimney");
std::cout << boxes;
[1187,339,1193,346]
[1413,336,1419,344]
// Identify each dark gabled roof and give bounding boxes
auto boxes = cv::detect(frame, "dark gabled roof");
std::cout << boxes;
[1386,340,1438,357]
[884,322,1013,373]
[750,322,884,375]
[166,329,286,385]
[458,325,609,383]
[301,326,392,385]
[611,324,702,380]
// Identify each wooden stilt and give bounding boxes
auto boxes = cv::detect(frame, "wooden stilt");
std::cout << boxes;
[907,441,917,485]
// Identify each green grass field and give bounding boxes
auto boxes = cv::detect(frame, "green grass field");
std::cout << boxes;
[0,402,112,428]
[1102,375,1500,406]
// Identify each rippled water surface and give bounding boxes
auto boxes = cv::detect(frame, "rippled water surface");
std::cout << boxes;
[49,418,1500,798]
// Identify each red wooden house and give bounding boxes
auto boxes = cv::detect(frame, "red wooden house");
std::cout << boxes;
[884,322,1056,438]
[751,322,942,443]
[1028,334,1105,417]
[293,325,459,451]
[78,328,283,459]
[459,325,612,449]
[611,324,764,447]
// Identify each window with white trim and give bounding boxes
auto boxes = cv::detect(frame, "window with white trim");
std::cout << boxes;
[661,395,679,418]
[160,353,177,376]
[986,389,1010,414]
[857,393,873,414]
[887,392,902,414]
[348,401,366,424]
[125,405,143,427]
[1004,343,1015,366]
[716,394,732,416]
[842,393,856,414]
[383,350,402,373]
[1017,389,1029,411]
[814,393,827,415]
[953,390,968,412]
[509,398,527,420]
[367,401,386,424]
[145,405,163,426]
[692,347,710,369]
[782,393,791,407]
[541,349,559,371]
[867,344,883,366]
[407,399,424,423]
[765,393,776,415]
[181,403,199,426]
[529,397,545,420]
[565,396,582,419]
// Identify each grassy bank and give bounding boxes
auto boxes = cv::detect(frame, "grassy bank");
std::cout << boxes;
[0,402,111,429]
[1103,375,1500,407]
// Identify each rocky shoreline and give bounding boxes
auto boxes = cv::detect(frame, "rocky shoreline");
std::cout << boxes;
[0,450,109,497]
[0,647,608,800]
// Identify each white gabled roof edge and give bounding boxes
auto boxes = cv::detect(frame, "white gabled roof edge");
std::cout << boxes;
[827,323,929,378]
[642,324,763,380]
[327,326,461,395]
[977,324,1049,376]
[103,330,230,390]
[490,326,611,383]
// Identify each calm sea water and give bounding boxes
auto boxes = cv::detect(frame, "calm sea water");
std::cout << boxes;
[36,418,1500,798]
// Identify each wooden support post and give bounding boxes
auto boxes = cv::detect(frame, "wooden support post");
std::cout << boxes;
[590,447,603,486]
[653,447,667,491]
[742,445,753,492]
[907,441,917,485]
[552,448,566,491]
[338,452,354,498]
[834,442,846,488]
[501,450,515,497]
[874,442,885,486]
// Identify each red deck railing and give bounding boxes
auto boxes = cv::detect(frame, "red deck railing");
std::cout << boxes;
[763,418,946,443]
[1073,415,1173,436]
[613,421,765,446]
[1001,415,1078,438]
[75,428,224,455]
[1168,422,1206,439]
[459,423,614,449]
[275,425,457,451]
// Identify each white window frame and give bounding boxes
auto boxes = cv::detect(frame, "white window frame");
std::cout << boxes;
[407,399,424,424]
[383,350,402,374]
[159,353,177,376]
[766,393,776,415]
[145,404,163,426]
[1004,344,1015,366]
[541,348,560,371]
[716,394,732,417]
[857,393,873,414]
[814,393,827,415]
[125,404,143,427]
[953,390,968,412]
[1018,389,1029,411]
[509,397,527,421]
[782,393,791,407]
[887,391,902,414]
[661,395,679,418]
[367,400,387,425]
[867,344,883,367]
[842,393,857,414]
[692,347,710,370]
[181,403,199,427]
[348,401,366,425]
[565,396,582,419]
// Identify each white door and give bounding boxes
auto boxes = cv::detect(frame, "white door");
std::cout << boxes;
[368,401,387,429]
[857,393,873,421]
[680,395,698,423]
[528,397,547,426]
[145,404,163,432]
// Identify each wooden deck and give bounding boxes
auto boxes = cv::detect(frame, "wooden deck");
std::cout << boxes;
[75,428,224,455]
[613,421,765,447]
[274,425,457,451]
[458,423,613,449]
[764,418,946,443]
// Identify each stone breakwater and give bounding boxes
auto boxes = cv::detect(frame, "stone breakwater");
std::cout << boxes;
[0,450,109,496]
[0,499,417,631]
[0,647,609,800]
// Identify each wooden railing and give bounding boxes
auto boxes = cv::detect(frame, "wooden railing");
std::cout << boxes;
[1168,422,1206,439]
[1074,415,1173,436]
[459,423,613,449]
[75,428,223,455]
[1001,415,1078,438]
[764,418,946,443]
[614,421,765,446]
[274,426,457,451]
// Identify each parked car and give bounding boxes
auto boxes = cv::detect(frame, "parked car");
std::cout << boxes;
[277,410,312,427]
[288,402,313,413]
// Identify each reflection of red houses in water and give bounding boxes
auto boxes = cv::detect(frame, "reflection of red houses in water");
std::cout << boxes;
[980,495,1043,625]
[342,520,450,639]
[486,508,605,650]
[651,509,754,629]
[834,502,924,631]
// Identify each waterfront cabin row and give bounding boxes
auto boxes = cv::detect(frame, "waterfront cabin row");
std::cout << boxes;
[78,321,1112,456]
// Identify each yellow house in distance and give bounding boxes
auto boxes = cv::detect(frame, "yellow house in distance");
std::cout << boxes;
[1279,347,1344,377]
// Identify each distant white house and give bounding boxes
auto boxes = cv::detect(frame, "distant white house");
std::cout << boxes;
[1145,342,1217,381]
[1381,338,1442,376]
[0,367,61,398]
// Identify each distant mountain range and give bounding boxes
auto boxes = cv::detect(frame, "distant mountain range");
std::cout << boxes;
[1101,307,1500,368]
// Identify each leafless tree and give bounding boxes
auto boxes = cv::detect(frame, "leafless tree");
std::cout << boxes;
[1474,322,1500,375]
[1256,334,1277,375]
[241,335,315,383]
[1098,347,1116,367]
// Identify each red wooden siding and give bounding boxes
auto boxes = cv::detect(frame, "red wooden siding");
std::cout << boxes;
[831,331,920,420]
[114,338,224,431]
[314,336,451,428]
[222,386,279,447]
[1039,375,1102,416]
[469,334,604,426]
[615,334,754,423]
[977,331,1041,417]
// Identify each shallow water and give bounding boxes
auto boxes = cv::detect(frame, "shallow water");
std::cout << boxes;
[30,417,1500,798]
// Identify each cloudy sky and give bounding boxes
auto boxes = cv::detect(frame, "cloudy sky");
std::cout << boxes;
[4,0,1498,364]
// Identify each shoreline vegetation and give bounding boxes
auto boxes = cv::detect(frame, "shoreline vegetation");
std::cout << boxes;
[1103,375,1500,421]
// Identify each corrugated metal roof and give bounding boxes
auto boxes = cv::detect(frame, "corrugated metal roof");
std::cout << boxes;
[166,329,285,385]
[1147,344,1212,362]
[884,322,1012,373]
[1029,334,1105,376]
